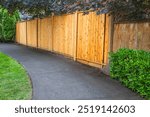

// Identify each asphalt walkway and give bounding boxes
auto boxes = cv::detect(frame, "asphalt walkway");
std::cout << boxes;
[0,43,142,100]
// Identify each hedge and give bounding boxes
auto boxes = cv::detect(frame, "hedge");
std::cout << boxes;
[0,6,20,42]
[110,48,150,99]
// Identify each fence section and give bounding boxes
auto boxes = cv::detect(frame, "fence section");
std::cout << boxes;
[52,14,76,57]
[16,12,150,68]
[77,13,106,66]
[113,22,150,51]
[16,23,19,43]
[26,19,38,48]
[16,12,110,68]
[16,22,27,45]
[38,18,53,51]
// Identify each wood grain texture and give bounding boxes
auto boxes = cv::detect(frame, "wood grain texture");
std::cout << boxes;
[38,18,53,51]
[16,23,20,43]
[52,14,75,57]
[16,22,27,45]
[26,19,38,48]
[73,12,78,61]
[77,12,106,65]
[16,13,111,68]
[113,22,150,51]
[104,15,110,64]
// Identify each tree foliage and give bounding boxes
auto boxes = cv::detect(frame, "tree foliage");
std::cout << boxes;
[0,0,150,22]
[0,5,20,42]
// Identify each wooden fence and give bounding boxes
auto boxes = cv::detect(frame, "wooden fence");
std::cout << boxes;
[16,12,150,68]
[26,19,38,48]
[52,14,76,57]
[16,21,27,45]
[38,17,53,51]
[113,22,150,51]
[16,12,110,68]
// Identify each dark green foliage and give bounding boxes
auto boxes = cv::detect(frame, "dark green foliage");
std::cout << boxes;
[0,6,20,42]
[107,0,150,22]
[110,48,150,99]
[0,0,149,22]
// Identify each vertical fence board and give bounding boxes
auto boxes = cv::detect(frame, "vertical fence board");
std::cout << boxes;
[37,19,41,48]
[38,17,53,51]
[52,14,75,57]
[104,15,110,64]
[27,19,38,48]
[16,23,20,43]
[137,23,150,50]
[16,22,27,45]
[72,12,78,61]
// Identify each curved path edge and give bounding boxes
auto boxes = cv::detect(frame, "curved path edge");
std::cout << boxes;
[0,43,143,100]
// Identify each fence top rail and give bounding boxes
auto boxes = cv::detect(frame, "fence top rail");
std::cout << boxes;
[113,19,150,24]
[17,11,107,23]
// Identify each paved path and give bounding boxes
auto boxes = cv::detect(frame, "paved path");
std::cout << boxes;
[0,43,142,100]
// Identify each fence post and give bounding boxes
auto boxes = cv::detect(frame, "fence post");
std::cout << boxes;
[16,22,20,43]
[103,14,114,65]
[73,12,78,61]
[26,21,28,46]
[108,15,114,52]
[36,19,38,48]
[37,18,41,49]
[51,15,54,52]
[103,14,107,66]
[101,14,114,75]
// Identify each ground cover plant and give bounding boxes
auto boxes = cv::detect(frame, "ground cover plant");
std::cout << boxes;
[0,52,32,100]
[110,48,150,99]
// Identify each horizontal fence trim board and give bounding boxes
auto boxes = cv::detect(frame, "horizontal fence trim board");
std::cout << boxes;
[77,58,106,66]
[51,50,73,58]
[77,59,103,68]
[114,20,150,24]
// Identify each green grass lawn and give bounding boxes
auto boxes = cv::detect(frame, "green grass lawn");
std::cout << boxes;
[0,52,32,100]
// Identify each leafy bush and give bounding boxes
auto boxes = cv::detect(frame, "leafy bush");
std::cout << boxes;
[1,0,149,22]
[0,6,20,42]
[110,48,150,99]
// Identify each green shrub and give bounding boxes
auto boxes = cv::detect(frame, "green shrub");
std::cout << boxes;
[0,6,20,42]
[110,48,150,99]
